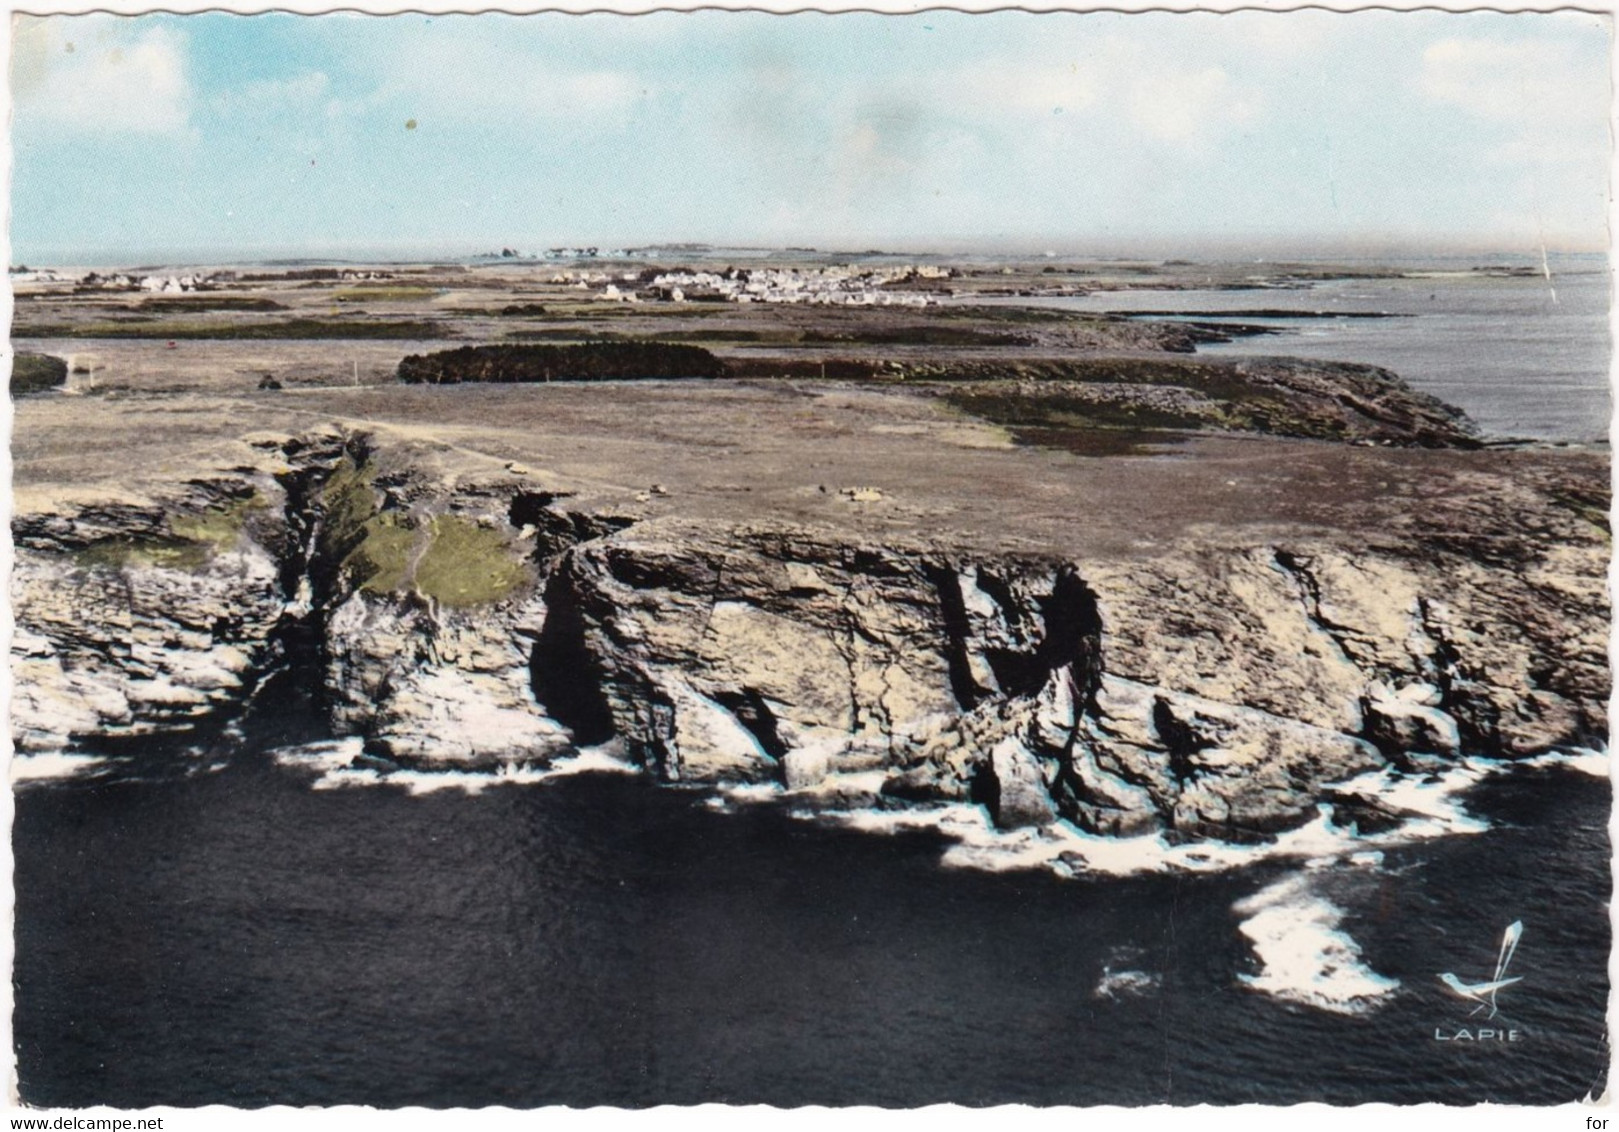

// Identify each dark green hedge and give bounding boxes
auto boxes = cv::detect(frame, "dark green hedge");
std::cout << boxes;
[13,353,68,396]
[397,341,726,384]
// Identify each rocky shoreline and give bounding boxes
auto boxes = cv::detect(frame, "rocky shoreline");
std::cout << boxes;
[11,258,1606,852]
[13,406,1607,847]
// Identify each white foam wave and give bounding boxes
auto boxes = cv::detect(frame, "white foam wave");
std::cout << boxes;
[268,732,1594,876]
[1520,746,1609,779]
[270,737,366,772]
[1234,869,1400,1015]
[1327,760,1493,838]
[1095,968,1160,999]
[771,755,1503,880]
[542,745,643,778]
[722,781,786,804]
[11,752,108,784]
[275,739,640,795]
[711,770,897,814]
[311,766,505,795]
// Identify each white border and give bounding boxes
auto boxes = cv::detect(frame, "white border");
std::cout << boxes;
[1,2,1612,1129]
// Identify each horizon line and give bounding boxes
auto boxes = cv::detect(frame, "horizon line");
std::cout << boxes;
[14,242,1611,269]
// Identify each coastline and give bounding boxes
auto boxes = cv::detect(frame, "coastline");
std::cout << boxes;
[9,255,1611,1105]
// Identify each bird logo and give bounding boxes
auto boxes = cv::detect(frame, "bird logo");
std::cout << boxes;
[1439,921,1524,1020]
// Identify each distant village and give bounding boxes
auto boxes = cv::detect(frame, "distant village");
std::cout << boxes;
[13,260,958,306]
[9,266,390,291]
[556,264,955,306]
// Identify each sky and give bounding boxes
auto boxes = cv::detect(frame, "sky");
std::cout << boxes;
[7,10,1613,263]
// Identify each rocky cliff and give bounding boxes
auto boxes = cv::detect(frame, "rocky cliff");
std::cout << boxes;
[14,420,1606,845]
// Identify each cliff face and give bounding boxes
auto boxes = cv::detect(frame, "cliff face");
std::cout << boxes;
[13,423,1606,845]
[13,472,289,753]
[529,514,1604,839]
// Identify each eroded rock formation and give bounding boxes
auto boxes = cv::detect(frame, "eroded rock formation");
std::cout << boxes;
[12,421,1606,846]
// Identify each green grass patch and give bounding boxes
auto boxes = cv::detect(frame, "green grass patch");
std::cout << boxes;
[13,319,453,340]
[316,455,421,595]
[334,287,440,302]
[944,388,1209,433]
[139,296,288,312]
[170,492,268,549]
[12,353,67,395]
[316,456,529,605]
[413,515,530,607]
[75,537,211,571]
[797,326,1033,347]
[318,455,383,571]
[349,513,418,596]
[74,492,266,572]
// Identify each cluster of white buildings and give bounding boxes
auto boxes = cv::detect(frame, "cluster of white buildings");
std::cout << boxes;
[51,271,222,292]
[642,264,953,306]
[65,271,219,292]
[138,273,217,293]
[544,270,647,302]
[551,270,638,286]
[540,246,676,260]
[70,267,390,292]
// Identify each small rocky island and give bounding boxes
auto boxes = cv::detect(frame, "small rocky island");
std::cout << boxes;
[11,256,1608,847]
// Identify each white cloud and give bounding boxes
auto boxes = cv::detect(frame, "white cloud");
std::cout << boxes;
[201,38,642,144]
[1418,36,1606,177]
[1412,36,1608,247]
[954,43,1262,148]
[1418,36,1606,135]
[359,35,645,126]
[215,71,332,116]
[1222,14,1334,59]
[1128,65,1253,143]
[14,21,191,135]
[964,62,1100,116]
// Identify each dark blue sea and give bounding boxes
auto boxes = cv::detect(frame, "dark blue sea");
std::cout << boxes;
[990,257,1611,443]
[12,728,1610,1108]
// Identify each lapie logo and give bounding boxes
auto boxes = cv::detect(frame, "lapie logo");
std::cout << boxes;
[1433,920,1525,1043]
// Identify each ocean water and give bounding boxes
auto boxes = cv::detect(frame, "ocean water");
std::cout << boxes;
[995,262,1611,443]
[12,739,1610,1108]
